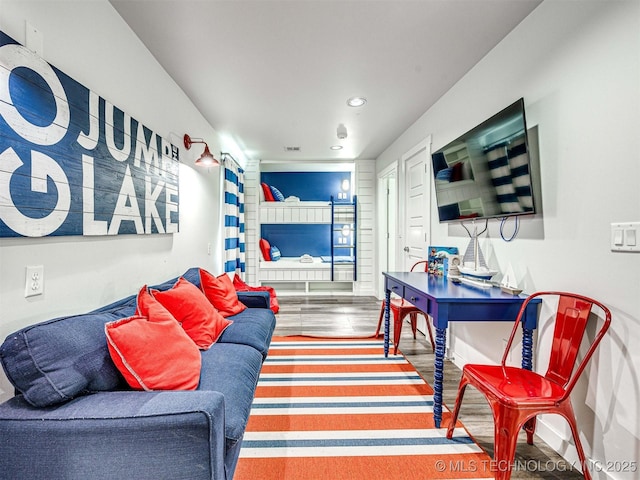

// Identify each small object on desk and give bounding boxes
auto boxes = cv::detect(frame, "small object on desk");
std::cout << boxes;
[457,264,498,279]
[459,230,499,285]
[499,263,521,295]
[457,266,497,289]
[448,254,462,277]
[428,246,459,277]
[460,276,493,289]
[501,286,523,295]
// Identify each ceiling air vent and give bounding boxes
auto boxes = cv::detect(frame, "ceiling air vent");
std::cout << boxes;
[284,146,301,152]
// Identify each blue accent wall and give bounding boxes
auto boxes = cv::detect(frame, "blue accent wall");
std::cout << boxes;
[261,224,330,257]
[260,171,352,258]
[261,171,350,202]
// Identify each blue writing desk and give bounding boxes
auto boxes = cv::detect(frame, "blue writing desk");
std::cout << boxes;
[382,272,540,428]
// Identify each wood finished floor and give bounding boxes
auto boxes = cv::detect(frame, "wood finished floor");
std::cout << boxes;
[273,295,583,480]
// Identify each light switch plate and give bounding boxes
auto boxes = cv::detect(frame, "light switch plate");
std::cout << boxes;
[611,222,640,252]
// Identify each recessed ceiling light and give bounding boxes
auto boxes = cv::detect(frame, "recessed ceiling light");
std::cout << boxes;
[330,145,343,150]
[347,96,366,107]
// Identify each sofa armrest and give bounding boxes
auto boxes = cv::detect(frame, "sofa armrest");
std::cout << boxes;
[0,391,226,480]
[238,290,270,309]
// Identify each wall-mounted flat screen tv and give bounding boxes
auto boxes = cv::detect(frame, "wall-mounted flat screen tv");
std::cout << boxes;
[431,98,536,223]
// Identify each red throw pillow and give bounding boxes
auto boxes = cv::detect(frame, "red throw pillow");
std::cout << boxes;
[200,269,247,317]
[450,161,464,182]
[260,238,271,261]
[232,274,250,290]
[151,277,232,349]
[233,274,280,314]
[261,182,275,201]
[105,315,201,391]
[135,285,175,322]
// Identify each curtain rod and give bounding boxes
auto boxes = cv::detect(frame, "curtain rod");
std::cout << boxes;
[220,152,241,169]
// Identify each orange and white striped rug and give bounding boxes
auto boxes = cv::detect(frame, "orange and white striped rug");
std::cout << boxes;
[234,337,493,480]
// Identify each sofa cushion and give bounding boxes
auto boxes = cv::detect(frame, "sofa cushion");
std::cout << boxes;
[198,343,263,451]
[105,315,201,391]
[0,390,227,480]
[0,310,128,407]
[152,277,232,350]
[199,270,247,317]
[217,307,276,359]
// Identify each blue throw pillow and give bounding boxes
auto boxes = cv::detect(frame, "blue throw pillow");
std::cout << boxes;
[270,185,285,201]
[435,167,453,182]
[270,246,281,261]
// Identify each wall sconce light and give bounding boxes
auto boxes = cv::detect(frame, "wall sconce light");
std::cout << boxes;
[184,134,219,167]
[336,178,350,199]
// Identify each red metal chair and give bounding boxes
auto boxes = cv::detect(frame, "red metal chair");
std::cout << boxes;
[375,260,435,354]
[446,291,611,480]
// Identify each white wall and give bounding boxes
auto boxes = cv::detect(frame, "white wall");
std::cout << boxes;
[354,158,376,296]
[0,1,225,400]
[377,1,640,478]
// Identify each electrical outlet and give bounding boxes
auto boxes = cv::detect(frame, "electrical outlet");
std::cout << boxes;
[25,265,44,297]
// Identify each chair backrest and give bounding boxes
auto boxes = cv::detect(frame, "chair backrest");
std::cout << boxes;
[410,260,429,272]
[504,291,611,398]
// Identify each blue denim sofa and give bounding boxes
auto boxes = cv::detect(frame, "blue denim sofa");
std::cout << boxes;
[0,267,276,480]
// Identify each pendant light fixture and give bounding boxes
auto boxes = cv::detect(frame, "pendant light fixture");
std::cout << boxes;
[183,134,219,167]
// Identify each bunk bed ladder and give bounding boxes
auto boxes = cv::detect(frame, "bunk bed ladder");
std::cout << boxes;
[330,196,335,282]
[353,195,357,281]
[330,195,357,282]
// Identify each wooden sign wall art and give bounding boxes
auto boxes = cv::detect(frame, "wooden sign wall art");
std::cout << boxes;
[0,30,179,238]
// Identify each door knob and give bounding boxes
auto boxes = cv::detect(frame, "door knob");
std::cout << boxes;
[403,246,409,252]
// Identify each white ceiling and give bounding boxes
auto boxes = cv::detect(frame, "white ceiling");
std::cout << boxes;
[109,0,541,163]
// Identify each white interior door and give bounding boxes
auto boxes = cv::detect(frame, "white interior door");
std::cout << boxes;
[402,136,432,335]
[402,137,432,271]
[376,163,398,297]
[386,175,398,271]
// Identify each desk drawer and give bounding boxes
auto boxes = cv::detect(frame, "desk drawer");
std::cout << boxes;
[404,285,429,313]
[386,278,404,297]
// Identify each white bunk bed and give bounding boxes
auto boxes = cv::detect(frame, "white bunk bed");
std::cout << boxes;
[259,200,331,223]
[258,199,357,294]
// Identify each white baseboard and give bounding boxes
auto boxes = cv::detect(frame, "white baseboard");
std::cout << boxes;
[535,420,615,480]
